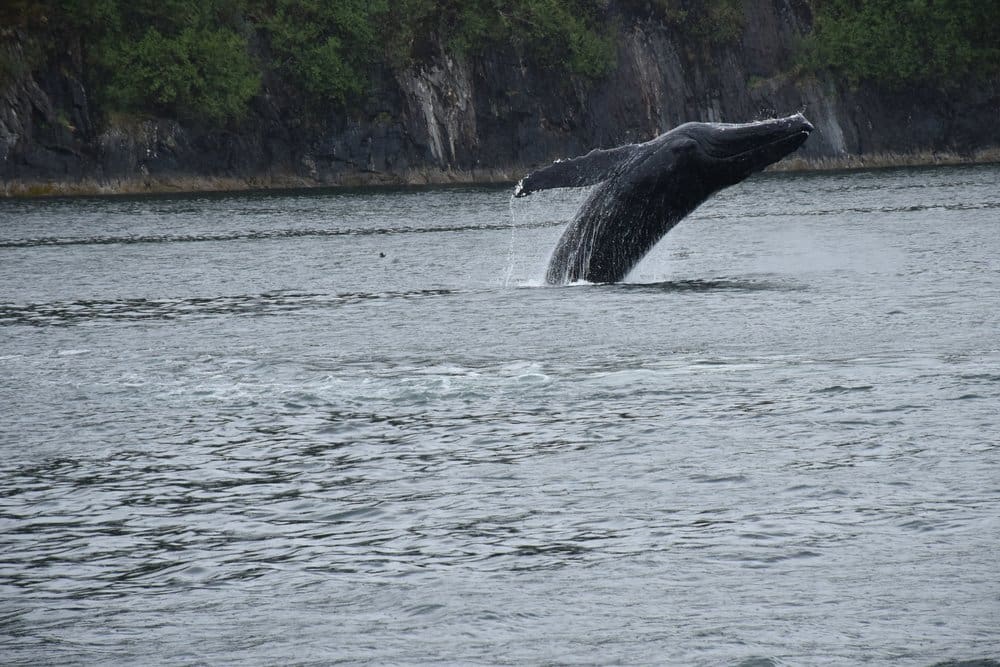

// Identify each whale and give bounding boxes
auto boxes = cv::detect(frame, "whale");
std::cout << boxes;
[514,114,814,284]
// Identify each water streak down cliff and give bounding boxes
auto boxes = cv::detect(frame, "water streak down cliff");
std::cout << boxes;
[2,0,998,196]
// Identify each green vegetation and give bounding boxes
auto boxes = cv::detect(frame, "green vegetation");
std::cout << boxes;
[263,0,387,107]
[376,0,615,78]
[800,0,1000,87]
[3,0,616,123]
[4,0,998,125]
[80,1,261,122]
[1,1,260,121]
[494,0,616,78]
[618,0,745,45]
[98,25,259,122]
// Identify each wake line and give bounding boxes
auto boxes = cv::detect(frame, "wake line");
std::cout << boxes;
[0,220,566,249]
[693,200,1000,221]
[0,289,463,327]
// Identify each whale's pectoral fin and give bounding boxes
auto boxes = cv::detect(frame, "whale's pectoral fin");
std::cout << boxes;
[514,144,639,197]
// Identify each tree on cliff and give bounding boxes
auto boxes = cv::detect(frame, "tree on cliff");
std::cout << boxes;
[801,0,1000,87]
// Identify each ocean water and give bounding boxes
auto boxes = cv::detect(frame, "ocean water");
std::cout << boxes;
[1,165,998,665]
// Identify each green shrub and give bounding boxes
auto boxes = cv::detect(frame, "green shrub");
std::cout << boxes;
[800,0,1000,87]
[264,0,387,107]
[99,26,259,122]
[53,0,260,122]
[516,0,616,78]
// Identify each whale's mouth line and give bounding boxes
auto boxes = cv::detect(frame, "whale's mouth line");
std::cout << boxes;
[706,129,812,161]
[759,129,812,154]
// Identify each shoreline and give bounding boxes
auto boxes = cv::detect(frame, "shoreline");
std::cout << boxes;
[3,149,998,199]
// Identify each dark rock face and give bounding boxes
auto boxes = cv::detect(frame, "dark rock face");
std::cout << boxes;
[2,1,999,195]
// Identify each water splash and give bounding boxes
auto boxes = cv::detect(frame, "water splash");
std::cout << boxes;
[505,185,602,286]
[504,193,519,287]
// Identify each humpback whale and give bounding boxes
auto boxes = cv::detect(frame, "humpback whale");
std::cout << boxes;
[515,114,814,284]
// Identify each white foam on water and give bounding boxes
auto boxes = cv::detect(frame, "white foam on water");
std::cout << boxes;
[56,349,91,356]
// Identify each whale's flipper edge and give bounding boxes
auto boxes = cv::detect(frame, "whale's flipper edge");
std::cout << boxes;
[514,144,640,197]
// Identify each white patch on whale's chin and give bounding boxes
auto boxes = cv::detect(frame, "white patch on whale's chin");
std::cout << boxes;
[513,179,525,197]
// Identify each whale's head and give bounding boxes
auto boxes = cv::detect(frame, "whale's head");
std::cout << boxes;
[667,114,814,187]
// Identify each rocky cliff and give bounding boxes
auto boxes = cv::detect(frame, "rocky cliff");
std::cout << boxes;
[2,0,998,196]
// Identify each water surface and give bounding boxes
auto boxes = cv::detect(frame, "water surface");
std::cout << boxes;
[2,165,999,665]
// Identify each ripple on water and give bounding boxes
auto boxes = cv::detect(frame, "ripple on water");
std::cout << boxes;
[2,167,1000,665]
[0,289,465,327]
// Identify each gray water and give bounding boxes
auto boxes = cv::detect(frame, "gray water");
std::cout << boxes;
[1,165,998,666]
